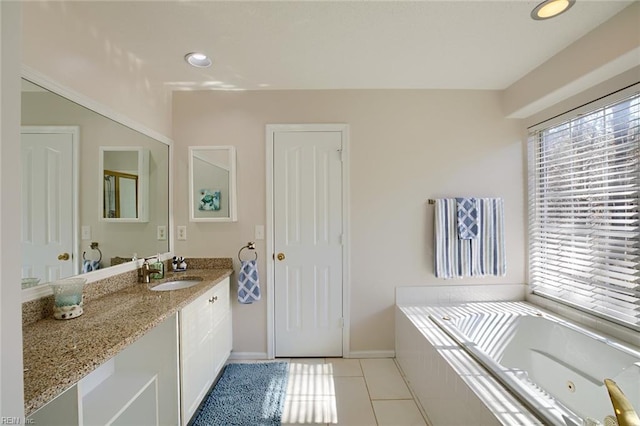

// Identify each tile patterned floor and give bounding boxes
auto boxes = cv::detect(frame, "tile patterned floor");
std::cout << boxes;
[228,358,427,426]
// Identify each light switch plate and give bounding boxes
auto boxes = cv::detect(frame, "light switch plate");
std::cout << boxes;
[81,225,91,240]
[157,225,167,240]
[177,226,187,241]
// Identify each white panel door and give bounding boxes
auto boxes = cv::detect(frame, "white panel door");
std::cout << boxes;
[21,129,75,282]
[274,130,343,357]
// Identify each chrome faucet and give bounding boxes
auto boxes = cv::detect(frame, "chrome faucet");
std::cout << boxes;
[139,258,162,283]
[604,378,640,426]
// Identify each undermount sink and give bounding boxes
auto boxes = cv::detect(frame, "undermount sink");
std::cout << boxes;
[149,278,203,291]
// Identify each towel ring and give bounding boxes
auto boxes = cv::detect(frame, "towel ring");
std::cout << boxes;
[238,242,257,261]
[83,242,103,262]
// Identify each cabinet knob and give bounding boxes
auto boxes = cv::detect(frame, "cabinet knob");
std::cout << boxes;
[208,296,218,303]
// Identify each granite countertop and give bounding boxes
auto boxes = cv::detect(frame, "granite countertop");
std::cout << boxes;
[22,268,233,417]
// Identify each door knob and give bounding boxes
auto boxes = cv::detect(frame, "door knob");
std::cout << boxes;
[58,252,70,261]
[276,253,286,261]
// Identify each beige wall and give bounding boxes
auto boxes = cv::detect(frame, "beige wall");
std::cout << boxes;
[21,1,172,140]
[172,89,526,354]
[502,2,640,119]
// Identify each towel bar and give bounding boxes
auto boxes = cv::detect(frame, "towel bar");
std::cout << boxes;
[83,242,102,262]
[238,242,257,261]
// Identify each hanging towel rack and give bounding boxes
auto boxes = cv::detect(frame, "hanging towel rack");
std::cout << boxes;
[238,242,257,261]
[83,242,102,262]
[428,199,436,204]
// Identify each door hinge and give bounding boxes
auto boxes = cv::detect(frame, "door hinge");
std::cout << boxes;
[339,317,344,328]
[338,234,343,245]
[337,148,343,162]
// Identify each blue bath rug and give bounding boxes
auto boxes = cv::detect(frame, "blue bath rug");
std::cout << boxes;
[190,362,289,426]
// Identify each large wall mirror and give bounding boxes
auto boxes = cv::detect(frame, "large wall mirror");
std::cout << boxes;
[21,78,170,291]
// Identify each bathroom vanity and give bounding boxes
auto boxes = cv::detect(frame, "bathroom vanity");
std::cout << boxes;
[23,262,233,425]
[180,276,232,422]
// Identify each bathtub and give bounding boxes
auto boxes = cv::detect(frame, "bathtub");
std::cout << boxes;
[423,302,640,426]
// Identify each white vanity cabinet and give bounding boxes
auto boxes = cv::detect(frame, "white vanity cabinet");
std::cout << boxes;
[179,277,232,424]
[28,314,180,426]
[25,276,232,426]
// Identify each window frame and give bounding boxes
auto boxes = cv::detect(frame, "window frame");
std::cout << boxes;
[527,85,640,332]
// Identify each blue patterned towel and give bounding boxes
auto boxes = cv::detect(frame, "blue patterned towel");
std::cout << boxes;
[456,197,479,239]
[82,259,100,273]
[238,260,261,304]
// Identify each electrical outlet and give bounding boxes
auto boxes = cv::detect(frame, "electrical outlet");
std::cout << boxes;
[177,226,187,241]
[255,225,265,240]
[157,225,167,240]
[81,226,91,240]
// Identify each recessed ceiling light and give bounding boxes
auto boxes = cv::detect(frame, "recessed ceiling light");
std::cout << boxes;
[184,52,212,68]
[531,0,575,20]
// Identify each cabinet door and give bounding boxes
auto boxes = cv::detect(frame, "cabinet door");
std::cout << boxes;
[211,278,230,328]
[211,278,232,375]
[180,288,215,423]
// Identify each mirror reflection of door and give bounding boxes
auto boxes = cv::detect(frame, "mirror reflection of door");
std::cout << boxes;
[103,170,139,218]
[21,126,78,283]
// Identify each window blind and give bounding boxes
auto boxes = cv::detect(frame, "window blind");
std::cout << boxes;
[528,93,640,330]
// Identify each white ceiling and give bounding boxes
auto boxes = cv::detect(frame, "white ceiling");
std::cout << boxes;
[63,0,634,91]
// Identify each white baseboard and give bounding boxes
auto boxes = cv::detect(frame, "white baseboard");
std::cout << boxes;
[230,350,395,360]
[347,350,395,359]
[229,351,270,360]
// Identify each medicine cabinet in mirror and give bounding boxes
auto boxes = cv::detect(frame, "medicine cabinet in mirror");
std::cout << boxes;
[189,146,237,222]
[100,147,149,222]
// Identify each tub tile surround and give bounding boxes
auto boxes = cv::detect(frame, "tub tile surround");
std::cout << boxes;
[395,285,534,425]
[396,284,639,348]
[395,283,527,306]
[396,305,543,426]
[395,284,640,425]
[527,293,640,348]
[22,258,233,417]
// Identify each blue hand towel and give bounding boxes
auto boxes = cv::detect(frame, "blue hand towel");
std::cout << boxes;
[82,259,101,273]
[238,260,261,304]
[456,197,479,239]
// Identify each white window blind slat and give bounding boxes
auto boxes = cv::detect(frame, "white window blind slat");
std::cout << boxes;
[528,92,640,331]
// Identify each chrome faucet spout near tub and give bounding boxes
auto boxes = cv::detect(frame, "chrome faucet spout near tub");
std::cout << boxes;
[604,378,640,426]
[139,258,162,283]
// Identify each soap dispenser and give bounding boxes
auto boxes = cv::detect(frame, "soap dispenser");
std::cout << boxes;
[151,254,164,279]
